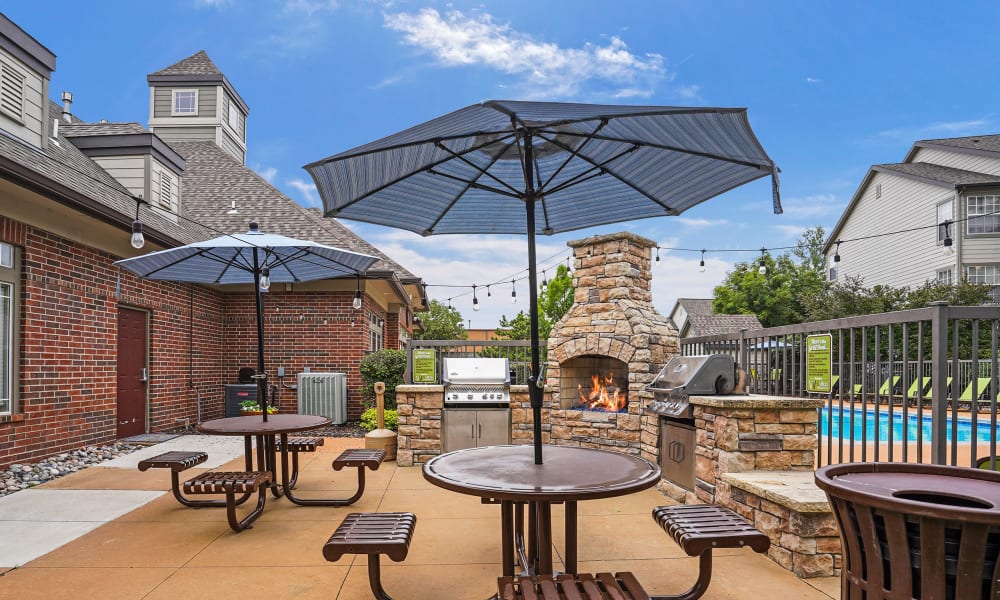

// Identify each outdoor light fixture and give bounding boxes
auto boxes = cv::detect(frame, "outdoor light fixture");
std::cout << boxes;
[941,221,955,256]
[699,249,706,272]
[655,247,660,262]
[353,276,363,310]
[472,285,480,311]
[130,197,145,249]
[259,267,271,292]
[758,248,767,275]
[541,270,548,294]
[486,285,491,298]
[511,280,517,303]
[834,240,842,263]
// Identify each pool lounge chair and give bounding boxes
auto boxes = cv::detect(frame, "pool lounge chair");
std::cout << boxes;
[877,375,901,404]
[958,377,994,410]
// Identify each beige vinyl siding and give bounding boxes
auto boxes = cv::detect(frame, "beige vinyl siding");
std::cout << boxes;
[152,126,215,142]
[829,172,956,288]
[911,147,1000,176]
[152,86,217,118]
[0,47,44,148]
[91,155,145,198]
[960,188,1000,263]
[219,129,245,164]
[150,158,180,219]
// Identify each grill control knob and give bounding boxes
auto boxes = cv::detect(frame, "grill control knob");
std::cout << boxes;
[482,393,488,399]
[467,394,473,400]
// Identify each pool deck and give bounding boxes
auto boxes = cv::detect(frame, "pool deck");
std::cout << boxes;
[0,436,839,599]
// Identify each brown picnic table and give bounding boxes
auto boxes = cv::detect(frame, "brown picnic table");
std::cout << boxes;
[423,444,661,578]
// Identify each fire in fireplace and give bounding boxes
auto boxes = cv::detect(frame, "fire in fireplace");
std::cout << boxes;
[560,356,628,413]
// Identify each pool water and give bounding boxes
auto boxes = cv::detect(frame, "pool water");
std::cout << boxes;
[820,406,998,443]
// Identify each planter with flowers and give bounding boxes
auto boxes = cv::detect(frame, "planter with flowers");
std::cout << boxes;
[240,400,277,416]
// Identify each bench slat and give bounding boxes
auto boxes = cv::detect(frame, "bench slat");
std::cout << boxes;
[323,512,416,563]
[137,451,208,472]
[652,504,770,557]
[183,471,271,494]
[499,572,650,600]
[332,448,385,471]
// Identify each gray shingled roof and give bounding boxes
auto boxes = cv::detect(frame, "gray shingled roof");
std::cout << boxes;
[874,162,1000,186]
[918,134,1000,154]
[150,50,221,76]
[62,123,148,137]
[171,141,415,277]
[0,102,203,245]
[686,313,762,337]
[677,298,714,317]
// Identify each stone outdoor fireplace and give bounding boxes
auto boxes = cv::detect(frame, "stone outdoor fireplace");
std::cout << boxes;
[546,232,679,454]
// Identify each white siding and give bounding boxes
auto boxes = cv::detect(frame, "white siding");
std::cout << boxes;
[829,172,957,289]
[91,155,145,198]
[219,129,245,164]
[152,86,217,118]
[911,147,1000,176]
[0,47,44,148]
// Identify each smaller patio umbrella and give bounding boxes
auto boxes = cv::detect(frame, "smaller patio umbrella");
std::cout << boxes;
[114,223,379,421]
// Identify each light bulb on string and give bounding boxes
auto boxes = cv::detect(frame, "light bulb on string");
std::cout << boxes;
[541,270,548,294]
[655,247,660,262]
[352,276,362,310]
[511,280,517,304]
[758,248,767,275]
[130,197,145,249]
[941,221,955,256]
[834,240,841,263]
[699,249,706,273]
[472,285,479,311]
[259,267,271,292]
[486,285,491,298]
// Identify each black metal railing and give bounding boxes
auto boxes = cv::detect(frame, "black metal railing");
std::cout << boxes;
[681,302,1000,468]
[404,340,541,386]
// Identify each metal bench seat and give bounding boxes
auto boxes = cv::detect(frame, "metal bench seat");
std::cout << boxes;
[138,450,253,509]
[274,436,324,488]
[499,573,651,600]
[183,471,271,532]
[323,512,416,600]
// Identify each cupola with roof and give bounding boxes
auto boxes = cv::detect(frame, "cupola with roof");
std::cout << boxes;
[146,50,248,164]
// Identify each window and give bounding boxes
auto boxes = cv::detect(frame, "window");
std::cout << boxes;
[171,89,198,115]
[0,61,25,123]
[227,100,242,132]
[967,194,1000,235]
[0,242,19,414]
[158,172,173,210]
[936,200,953,243]
[875,183,882,199]
[936,269,953,285]
[828,267,837,281]
[966,265,1000,303]
[368,312,384,351]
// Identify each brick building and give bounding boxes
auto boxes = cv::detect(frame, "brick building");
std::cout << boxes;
[0,15,425,467]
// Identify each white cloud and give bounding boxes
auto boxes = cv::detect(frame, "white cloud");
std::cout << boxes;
[675,217,729,228]
[382,8,667,99]
[287,178,320,207]
[284,0,339,15]
[777,194,842,219]
[773,224,809,239]
[253,165,278,183]
[873,118,993,142]
[806,77,822,84]
[195,0,232,8]
[674,84,702,100]
[650,253,732,316]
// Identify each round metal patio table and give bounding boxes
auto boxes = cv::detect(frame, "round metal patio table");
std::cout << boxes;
[423,444,661,577]
[197,414,331,500]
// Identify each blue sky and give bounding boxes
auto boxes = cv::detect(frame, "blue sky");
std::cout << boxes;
[6,1,999,328]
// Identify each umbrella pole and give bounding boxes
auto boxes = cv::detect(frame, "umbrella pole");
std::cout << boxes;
[524,135,543,465]
[252,249,268,422]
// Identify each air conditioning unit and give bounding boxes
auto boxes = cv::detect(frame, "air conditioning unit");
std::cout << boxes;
[297,372,348,424]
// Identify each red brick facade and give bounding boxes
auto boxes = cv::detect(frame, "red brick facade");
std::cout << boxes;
[0,215,390,468]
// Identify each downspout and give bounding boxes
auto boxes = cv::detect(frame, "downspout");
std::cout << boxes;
[189,284,201,426]
[954,189,962,280]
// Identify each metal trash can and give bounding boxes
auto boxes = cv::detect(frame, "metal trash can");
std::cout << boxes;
[815,462,1000,600]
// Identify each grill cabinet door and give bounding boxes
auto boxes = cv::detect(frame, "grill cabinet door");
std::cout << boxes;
[475,409,511,447]
[443,409,477,453]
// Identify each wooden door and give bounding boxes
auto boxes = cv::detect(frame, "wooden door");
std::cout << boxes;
[116,307,148,438]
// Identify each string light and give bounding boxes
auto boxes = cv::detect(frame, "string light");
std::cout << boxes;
[511,280,517,303]
[758,248,767,275]
[834,240,841,263]
[541,269,548,294]
[472,284,479,311]
[941,221,954,256]
[352,276,362,310]
[486,285,491,298]
[130,197,145,249]
[655,247,660,262]
[259,267,270,292]
[699,249,706,273]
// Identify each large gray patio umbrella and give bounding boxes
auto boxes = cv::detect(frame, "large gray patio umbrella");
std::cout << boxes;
[305,100,782,462]
[114,223,379,421]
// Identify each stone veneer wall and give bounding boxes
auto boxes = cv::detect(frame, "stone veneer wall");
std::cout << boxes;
[546,231,678,455]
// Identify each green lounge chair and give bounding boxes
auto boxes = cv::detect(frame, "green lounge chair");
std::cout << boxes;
[959,377,993,403]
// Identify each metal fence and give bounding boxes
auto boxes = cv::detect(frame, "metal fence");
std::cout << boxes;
[681,302,1000,468]
[404,339,541,386]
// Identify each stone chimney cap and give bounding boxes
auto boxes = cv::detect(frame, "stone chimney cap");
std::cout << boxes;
[567,231,657,249]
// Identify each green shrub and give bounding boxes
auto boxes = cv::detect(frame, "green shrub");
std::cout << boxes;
[359,407,398,432]
[358,349,406,409]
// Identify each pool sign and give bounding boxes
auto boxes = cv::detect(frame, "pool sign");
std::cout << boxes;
[412,348,437,383]
[806,334,832,393]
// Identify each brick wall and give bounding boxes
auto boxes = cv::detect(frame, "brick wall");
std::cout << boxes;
[0,215,392,468]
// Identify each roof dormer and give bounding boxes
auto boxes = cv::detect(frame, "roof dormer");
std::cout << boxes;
[0,14,56,149]
[146,50,248,164]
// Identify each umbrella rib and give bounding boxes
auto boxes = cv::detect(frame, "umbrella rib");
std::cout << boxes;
[481,101,746,131]
[432,140,522,196]
[543,129,774,170]
[538,120,607,192]
[426,169,521,198]
[535,136,641,198]
[333,132,520,214]
[270,247,366,281]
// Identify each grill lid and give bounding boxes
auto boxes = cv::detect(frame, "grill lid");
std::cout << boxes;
[645,354,736,416]
[442,357,510,385]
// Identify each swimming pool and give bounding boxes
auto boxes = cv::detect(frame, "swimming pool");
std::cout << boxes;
[820,406,998,443]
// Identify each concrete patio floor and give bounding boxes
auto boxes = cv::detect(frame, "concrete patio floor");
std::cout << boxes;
[0,437,840,599]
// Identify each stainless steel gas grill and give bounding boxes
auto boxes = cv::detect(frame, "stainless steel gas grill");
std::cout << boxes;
[442,358,512,452]
[645,354,737,491]
[443,357,511,407]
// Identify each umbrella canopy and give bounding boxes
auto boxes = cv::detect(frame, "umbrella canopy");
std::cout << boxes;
[305,100,782,461]
[114,223,379,420]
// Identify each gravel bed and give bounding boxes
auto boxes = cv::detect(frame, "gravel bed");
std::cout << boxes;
[0,443,142,498]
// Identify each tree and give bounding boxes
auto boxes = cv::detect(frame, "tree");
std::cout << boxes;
[495,265,574,340]
[713,227,828,327]
[414,300,467,340]
[358,349,407,408]
[802,275,992,321]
